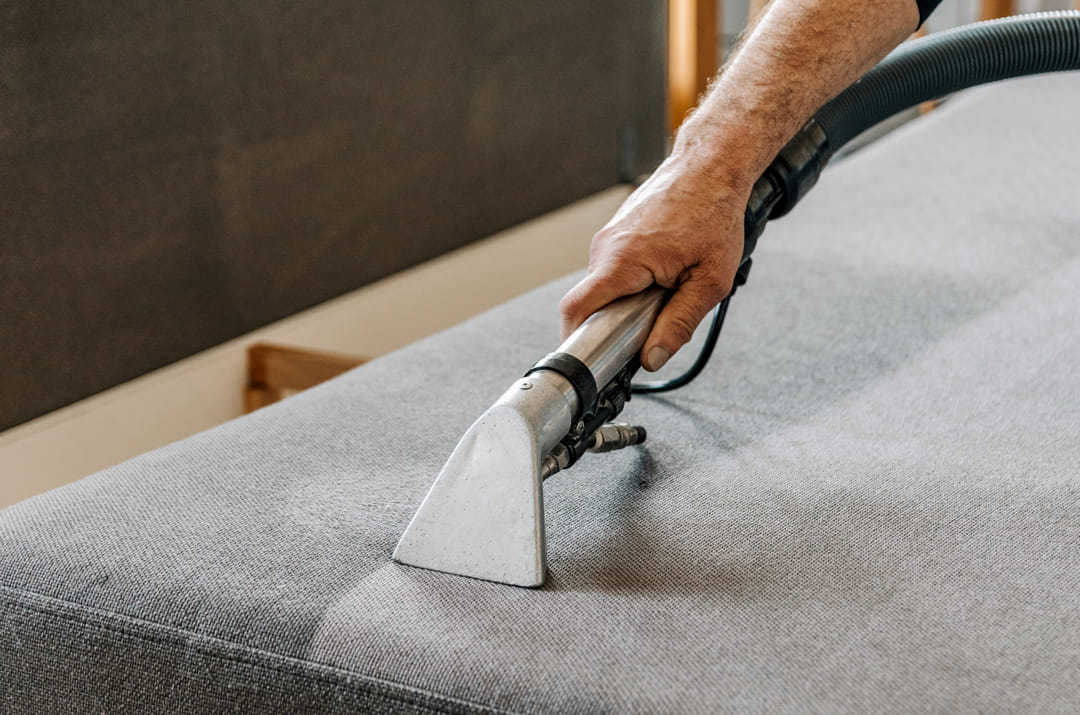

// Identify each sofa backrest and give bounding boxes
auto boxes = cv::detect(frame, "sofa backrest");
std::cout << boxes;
[0,1,666,431]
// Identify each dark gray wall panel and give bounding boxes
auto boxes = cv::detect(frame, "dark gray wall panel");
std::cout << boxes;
[0,1,666,430]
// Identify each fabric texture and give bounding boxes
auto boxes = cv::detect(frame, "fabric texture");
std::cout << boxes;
[2,74,1079,713]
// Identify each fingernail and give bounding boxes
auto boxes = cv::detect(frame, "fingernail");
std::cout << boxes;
[646,346,670,371]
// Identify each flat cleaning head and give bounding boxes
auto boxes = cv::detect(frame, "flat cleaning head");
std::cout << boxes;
[392,374,575,587]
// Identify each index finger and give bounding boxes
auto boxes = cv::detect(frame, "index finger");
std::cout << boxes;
[558,268,654,339]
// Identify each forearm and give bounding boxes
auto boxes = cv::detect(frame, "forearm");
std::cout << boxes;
[560,0,924,366]
[673,0,920,190]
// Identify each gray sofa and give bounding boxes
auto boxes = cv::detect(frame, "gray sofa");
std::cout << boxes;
[3,73,1079,713]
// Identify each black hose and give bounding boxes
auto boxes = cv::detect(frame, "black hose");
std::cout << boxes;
[631,296,732,393]
[634,11,1080,395]
[764,11,1080,224]
[817,11,1080,160]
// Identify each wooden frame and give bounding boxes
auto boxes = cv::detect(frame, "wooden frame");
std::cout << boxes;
[668,0,719,131]
[245,343,368,413]
[980,0,1013,20]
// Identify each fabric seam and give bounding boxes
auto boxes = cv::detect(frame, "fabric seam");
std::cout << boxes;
[0,584,515,715]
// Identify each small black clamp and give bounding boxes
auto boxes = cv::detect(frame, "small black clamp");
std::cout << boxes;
[731,257,753,295]
[525,352,598,420]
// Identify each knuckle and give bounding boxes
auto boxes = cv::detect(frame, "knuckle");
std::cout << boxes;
[558,287,586,319]
[595,229,693,289]
[590,229,635,259]
[697,262,737,299]
[655,260,689,288]
[665,313,698,346]
[558,298,577,321]
[597,264,656,295]
[602,238,647,269]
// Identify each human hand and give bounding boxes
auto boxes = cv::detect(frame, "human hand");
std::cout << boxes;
[558,154,751,372]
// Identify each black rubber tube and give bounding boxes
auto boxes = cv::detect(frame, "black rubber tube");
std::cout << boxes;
[816,11,1080,161]
[631,295,731,393]
[764,11,1080,223]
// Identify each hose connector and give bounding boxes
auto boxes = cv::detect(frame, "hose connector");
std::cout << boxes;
[741,120,830,260]
[766,119,830,219]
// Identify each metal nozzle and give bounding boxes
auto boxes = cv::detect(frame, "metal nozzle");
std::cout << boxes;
[393,288,665,587]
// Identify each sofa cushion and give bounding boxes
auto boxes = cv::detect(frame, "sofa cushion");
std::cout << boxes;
[2,73,1079,713]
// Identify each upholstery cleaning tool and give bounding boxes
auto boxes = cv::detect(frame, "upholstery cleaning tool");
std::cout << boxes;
[394,13,1080,587]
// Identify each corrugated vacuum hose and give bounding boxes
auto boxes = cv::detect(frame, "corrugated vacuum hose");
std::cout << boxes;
[635,10,1080,393]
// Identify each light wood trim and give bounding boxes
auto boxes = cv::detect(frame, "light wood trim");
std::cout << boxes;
[245,342,368,413]
[668,0,719,132]
[244,385,278,414]
[980,0,1013,21]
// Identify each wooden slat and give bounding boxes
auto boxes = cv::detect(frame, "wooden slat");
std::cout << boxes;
[694,0,718,97]
[668,0,719,131]
[244,386,279,414]
[245,343,368,413]
[980,0,1013,21]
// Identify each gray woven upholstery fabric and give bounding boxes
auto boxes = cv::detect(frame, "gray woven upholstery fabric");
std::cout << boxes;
[2,74,1079,713]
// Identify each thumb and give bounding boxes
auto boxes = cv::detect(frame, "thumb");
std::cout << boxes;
[641,277,727,371]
